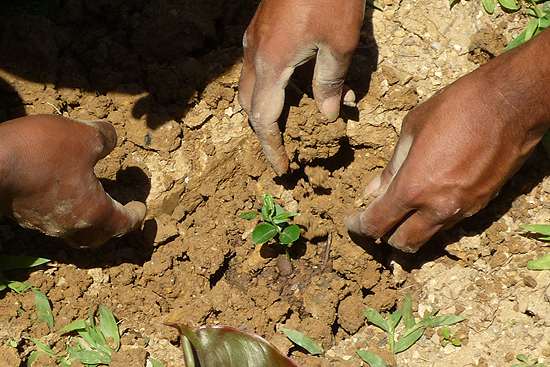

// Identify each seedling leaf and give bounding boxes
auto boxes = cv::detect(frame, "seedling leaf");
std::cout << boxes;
[58,319,87,333]
[237,211,261,220]
[388,310,402,333]
[99,304,120,350]
[498,0,520,11]
[273,212,301,222]
[419,314,464,328]
[363,308,389,332]
[171,324,301,367]
[281,327,323,355]
[441,326,451,339]
[28,337,56,356]
[402,293,415,330]
[482,0,495,13]
[527,254,550,270]
[280,225,300,244]
[394,327,425,353]
[251,223,278,244]
[0,255,50,270]
[525,18,540,41]
[357,350,388,367]
[33,288,54,329]
[8,281,32,294]
[262,193,275,218]
[148,357,165,367]
[521,224,550,237]
[71,349,112,365]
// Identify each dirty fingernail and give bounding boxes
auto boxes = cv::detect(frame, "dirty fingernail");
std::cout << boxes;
[321,96,340,122]
[344,212,364,235]
[342,89,356,107]
[362,174,382,198]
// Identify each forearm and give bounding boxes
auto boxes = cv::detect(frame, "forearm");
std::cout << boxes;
[481,26,550,137]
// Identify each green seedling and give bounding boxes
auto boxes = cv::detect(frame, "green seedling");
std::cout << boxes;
[358,293,465,367]
[0,255,50,294]
[520,225,550,270]
[281,327,324,356]
[238,193,301,260]
[512,353,547,367]
[440,326,462,347]
[33,288,54,330]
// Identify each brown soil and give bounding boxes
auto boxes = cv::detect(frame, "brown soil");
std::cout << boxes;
[1,0,550,366]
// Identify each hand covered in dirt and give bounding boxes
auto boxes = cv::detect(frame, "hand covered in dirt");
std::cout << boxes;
[0,115,147,248]
[345,27,550,253]
[238,0,366,175]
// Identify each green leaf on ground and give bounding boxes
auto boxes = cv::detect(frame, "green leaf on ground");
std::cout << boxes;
[527,254,550,270]
[357,350,388,367]
[0,255,50,270]
[33,288,54,329]
[395,327,425,353]
[237,211,261,220]
[482,0,495,13]
[281,327,323,355]
[251,223,278,244]
[363,308,389,332]
[99,304,120,350]
[279,225,300,244]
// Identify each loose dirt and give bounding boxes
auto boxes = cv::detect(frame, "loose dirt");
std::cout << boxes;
[1,0,550,366]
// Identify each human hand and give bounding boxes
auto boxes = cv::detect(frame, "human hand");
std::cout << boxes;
[0,115,147,248]
[345,28,550,252]
[238,0,365,175]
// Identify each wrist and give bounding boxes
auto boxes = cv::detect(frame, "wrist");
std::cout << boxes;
[481,27,550,137]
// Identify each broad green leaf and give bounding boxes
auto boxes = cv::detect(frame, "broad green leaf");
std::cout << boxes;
[251,224,278,244]
[482,0,495,13]
[58,319,87,333]
[527,254,550,270]
[451,338,462,346]
[517,354,528,363]
[71,349,111,365]
[441,326,451,339]
[363,308,389,332]
[28,351,44,366]
[99,304,120,350]
[524,18,540,42]
[498,0,520,10]
[262,193,275,218]
[33,288,54,329]
[388,310,402,333]
[8,281,32,294]
[280,225,300,244]
[281,327,323,355]
[148,357,165,367]
[521,224,550,236]
[419,314,464,328]
[237,211,261,220]
[0,255,50,270]
[356,350,388,367]
[394,327,425,353]
[28,337,56,356]
[402,293,415,330]
[171,324,301,367]
[272,212,301,222]
[273,205,290,225]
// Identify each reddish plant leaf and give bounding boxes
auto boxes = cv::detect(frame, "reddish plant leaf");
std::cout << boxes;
[170,324,301,367]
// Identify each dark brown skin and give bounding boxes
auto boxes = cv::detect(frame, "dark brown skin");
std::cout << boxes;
[345,27,550,252]
[0,115,146,248]
[238,0,366,175]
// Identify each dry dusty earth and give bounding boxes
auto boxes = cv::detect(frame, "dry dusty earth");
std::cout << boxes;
[1,0,550,366]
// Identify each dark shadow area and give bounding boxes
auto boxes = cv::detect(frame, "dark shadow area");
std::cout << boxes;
[0,0,258,128]
[348,145,550,271]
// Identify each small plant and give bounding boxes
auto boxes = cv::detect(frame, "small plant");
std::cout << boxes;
[281,327,324,356]
[357,293,465,367]
[520,225,550,270]
[0,255,50,294]
[512,353,547,367]
[440,326,462,347]
[238,193,301,260]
